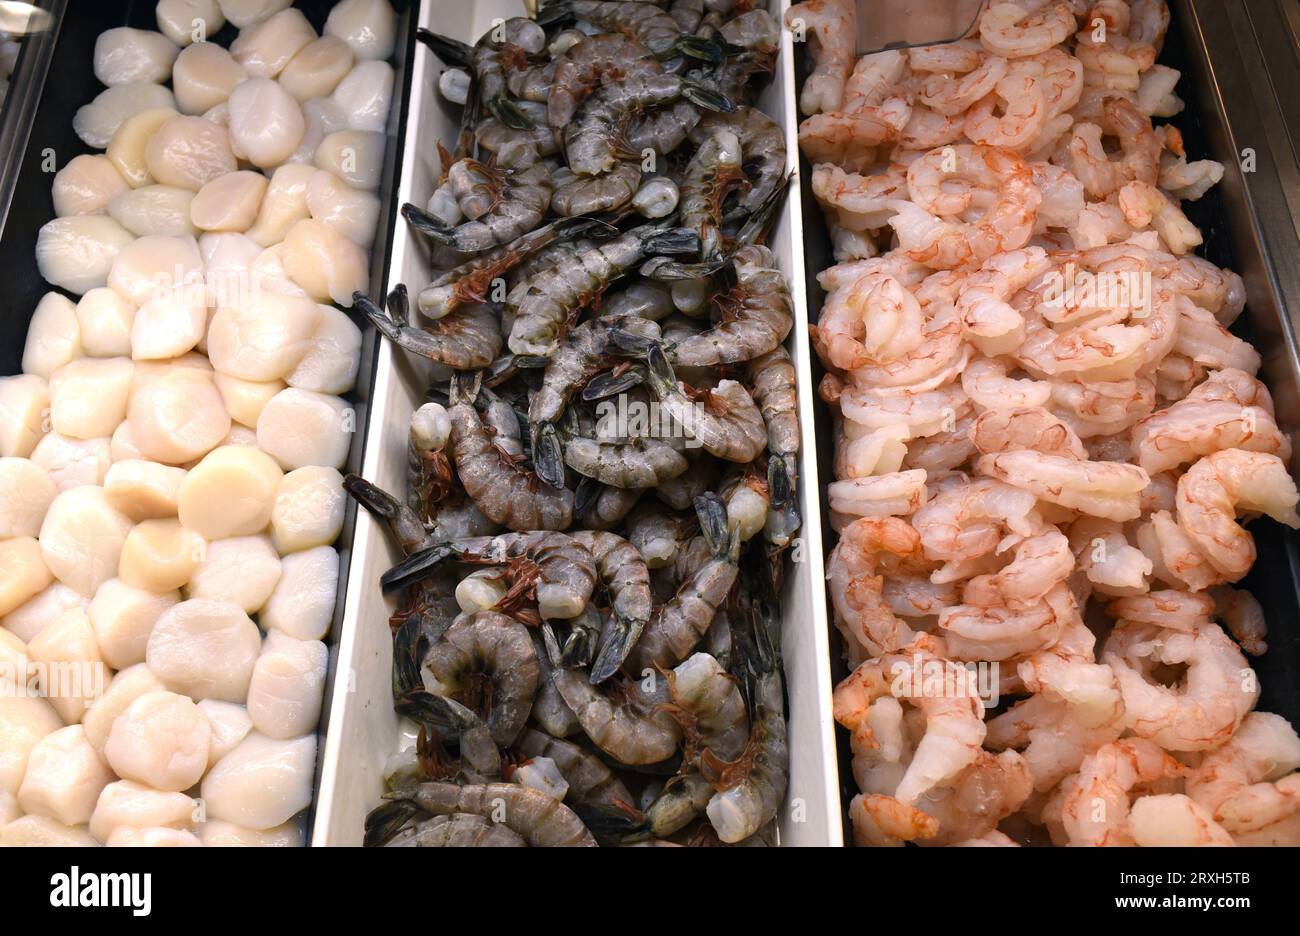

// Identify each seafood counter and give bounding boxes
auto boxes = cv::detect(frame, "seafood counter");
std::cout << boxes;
[796,0,1300,846]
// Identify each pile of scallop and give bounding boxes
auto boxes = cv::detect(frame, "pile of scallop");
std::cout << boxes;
[796,0,1300,846]
[0,0,397,847]
[350,1,797,847]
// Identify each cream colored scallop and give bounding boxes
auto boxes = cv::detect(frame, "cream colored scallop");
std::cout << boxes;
[105,691,211,792]
[256,388,352,471]
[118,519,205,595]
[131,290,208,361]
[0,628,28,682]
[245,162,314,246]
[222,424,259,448]
[206,290,321,381]
[108,422,142,463]
[281,218,367,305]
[76,288,137,357]
[246,631,326,740]
[186,534,281,613]
[285,95,348,165]
[128,368,230,466]
[0,695,63,795]
[93,28,180,87]
[232,7,315,79]
[0,458,57,540]
[103,461,186,522]
[198,817,302,845]
[106,107,180,188]
[39,487,133,598]
[198,231,261,309]
[286,304,362,394]
[73,82,177,150]
[49,357,134,440]
[88,579,179,671]
[270,466,344,554]
[279,35,353,101]
[219,0,292,29]
[156,0,226,47]
[146,598,261,702]
[200,731,314,829]
[81,663,166,753]
[249,242,310,298]
[228,78,305,169]
[0,537,52,618]
[108,185,199,238]
[203,101,230,127]
[1,584,86,644]
[130,351,213,392]
[107,235,203,306]
[18,725,114,826]
[177,445,282,540]
[30,433,111,491]
[305,168,380,248]
[0,375,49,459]
[52,155,131,217]
[190,170,268,233]
[144,115,237,191]
[332,59,393,132]
[27,608,106,723]
[326,0,397,60]
[0,814,100,846]
[213,373,284,429]
[314,130,383,191]
[21,293,81,380]
[198,699,253,767]
[108,826,202,846]
[172,41,247,115]
[0,792,17,826]
[261,545,337,641]
[36,216,135,296]
[89,780,195,843]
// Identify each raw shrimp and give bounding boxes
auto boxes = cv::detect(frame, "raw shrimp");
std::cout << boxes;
[962,530,1075,609]
[825,517,925,662]
[551,162,644,216]
[357,286,502,371]
[812,162,907,233]
[418,21,545,131]
[404,160,553,252]
[382,812,529,847]
[1050,738,1185,846]
[645,346,767,463]
[1185,712,1300,834]
[571,530,654,683]
[387,781,597,846]
[515,728,637,814]
[971,406,1087,458]
[955,246,1052,353]
[692,107,788,220]
[541,0,718,60]
[678,129,745,259]
[546,33,662,128]
[785,0,856,115]
[964,72,1049,151]
[747,345,801,519]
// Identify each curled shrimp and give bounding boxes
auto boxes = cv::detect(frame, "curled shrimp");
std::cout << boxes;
[551,162,644,216]
[692,107,788,221]
[828,469,929,526]
[645,346,767,463]
[384,781,597,846]
[515,727,637,815]
[1209,585,1268,657]
[1130,392,1290,476]
[404,160,553,252]
[1185,712,1300,834]
[785,0,856,115]
[941,582,1078,662]
[678,129,746,259]
[1048,738,1185,846]
[357,286,502,371]
[1128,794,1237,846]
[381,812,528,847]
[826,517,925,663]
[971,406,1087,458]
[542,0,720,61]
[571,530,654,683]
[977,450,1150,521]
[814,271,924,370]
[979,1,1077,59]
[547,33,662,128]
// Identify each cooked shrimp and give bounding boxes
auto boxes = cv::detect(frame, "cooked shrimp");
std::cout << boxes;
[785,0,856,115]
[1209,585,1268,657]
[977,450,1149,521]
[1129,794,1236,846]
[826,516,926,663]
[1051,738,1185,846]
[979,1,1076,58]
[971,406,1087,458]
[1185,712,1300,833]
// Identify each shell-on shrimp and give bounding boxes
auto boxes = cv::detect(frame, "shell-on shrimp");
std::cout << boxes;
[403,159,553,252]
[384,781,598,846]
[541,0,723,61]
[571,530,654,684]
[356,286,503,371]
[380,812,528,847]
[693,107,788,222]
[645,345,767,462]
[546,33,663,128]
[515,727,637,816]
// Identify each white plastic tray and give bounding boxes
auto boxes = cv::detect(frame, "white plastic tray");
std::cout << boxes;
[313,0,842,846]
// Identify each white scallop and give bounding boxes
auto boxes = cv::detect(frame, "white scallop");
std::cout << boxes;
[227,78,305,169]
[93,28,180,87]
[35,216,135,295]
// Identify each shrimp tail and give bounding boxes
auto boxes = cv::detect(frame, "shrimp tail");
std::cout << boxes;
[768,453,792,507]
[532,421,567,489]
[416,28,473,68]
[540,621,565,668]
[344,472,403,523]
[733,173,791,247]
[395,689,479,735]
[448,369,483,407]
[694,492,732,554]
[571,803,650,845]
[402,202,455,241]
[363,799,424,847]
[672,35,726,65]
[535,0,573,29]
[590,612,648,685]
[642,227,702,257]
[682,82,737,114]
[644,341,679,397]
[487,96,535,130]
[380,542,466,593]
[581,364,646,401]
[640,255,728,281]
[392,615,426,697]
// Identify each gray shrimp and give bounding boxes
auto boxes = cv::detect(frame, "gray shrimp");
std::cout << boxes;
[650,533,713,602]
[572,531,654,683]
[388,781,598,846]
[625,101,705,159]
[601,280,677,320]
[678,127,745,258]
[575,478,644,531]
[540,0,723,61]
[626,503,698,568]
[692,106,787,220]
[747,345,801,534]
[396,692,502,781]
[344,473,433,555]
[529,630,581,737]
[404,160,553,252]
[446,372,574,531]
[475,117,561,168]
[516,728,637,814]
[540,622,683,766]
[655,453,722,510]
[418,21,544,131]
[357,285,502,371]
[506,58,557,104]
[558,396,692,488]
[551,162,644,216]
[625,493,740,674]
[547,32,663,128]
[384,813,528,847]
[406,402,454,525]
[506,224,699,357]
[645,345,767,462]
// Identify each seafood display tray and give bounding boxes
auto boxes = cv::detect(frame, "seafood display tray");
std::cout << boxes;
[0,0,419,842]
[793,0,1300,841]
[313,0,845,845]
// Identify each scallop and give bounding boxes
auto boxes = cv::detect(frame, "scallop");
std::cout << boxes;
[314,130,384,190]
[207,290,321,381]
[110,421,145,462]
[0,375,50,460]
[88,579,179,670]
[89,780,196,843]
[172,41,247,115]
[261,545,337,641]
[231,7,315,79]
[198,699,253,767]
[0,695,62,796]
[286,304,362,394]
[128,367,231,465]
[200,731,315,830]
[52,155,131,217]
[245,163,314,247]
[39,487,133,597]
[246,631,327,739]
[0,627,27,675]
[222,424,260,448]
[325,0,398,61]
[210,373,281,428]
[270,466,345,553]
[157,0,226,46]
[31,433,112,491]
[331,59,393,132]
[48,357,133,441]
[285,95,348,165]
[256,388,352,471]
[109,825,203,846]
[105,691,211,793]
[228,78,305,168]
[21,292,81,379]
[118,519,205,594]
[81,663,167,754]
[200,231,263,308]
[0,814,100,847]
[1,584,86,645]
[73,82,177,150]
[280,218,368,305]
[18,726,114,826]
[27,608,106,722]
[249,242,311,298]
[190,170,268,233]
[76,288,137,357]
[93,28,180,87]
[144,115,238,191]
[131,290,208,361]
[177,445,283,539]
[35,216,135,295]
[186,534,282,613]
[0,458,58,539]
[0,537,52,618]
[305,169,381,248]
[107,107,181,188]
[219,0,292,29]
[131,351,214,391]
[198,818,303,846]
[279,35,353,101]
[108,185,199,238]
[146,598,261,702]
[109,234,204,306]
